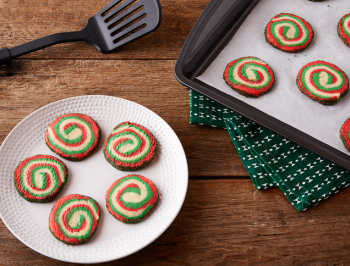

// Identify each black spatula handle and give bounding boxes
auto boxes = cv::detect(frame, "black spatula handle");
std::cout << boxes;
[0,31,89,65]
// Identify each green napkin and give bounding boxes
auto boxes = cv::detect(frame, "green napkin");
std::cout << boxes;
[190,89,350,211]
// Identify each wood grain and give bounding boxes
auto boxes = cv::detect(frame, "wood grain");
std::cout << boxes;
[1,180,349,265]
[0,0,210,60]
[1,0,350,265]
[0,59,247,177]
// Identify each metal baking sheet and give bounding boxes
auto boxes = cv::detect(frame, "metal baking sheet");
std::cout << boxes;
[175,0,350,171]
[196,0,350,155]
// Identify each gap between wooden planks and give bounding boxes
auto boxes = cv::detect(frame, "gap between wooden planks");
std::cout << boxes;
[0,0,210,60]
[0,180,350,265]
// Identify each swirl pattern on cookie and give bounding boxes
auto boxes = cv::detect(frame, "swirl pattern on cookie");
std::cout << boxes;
[49,194,100,245]
[338,13,350,47]
[14,155,68,203]
[106,175,159,224]
[223,57,275,98]
[296,60,349,105]
[45,113,101,161]
[104,122,157,171]
[265,13,314,53]
[340,118,350,152]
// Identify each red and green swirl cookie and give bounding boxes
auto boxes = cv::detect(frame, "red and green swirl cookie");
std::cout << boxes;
[340,118,350,152]
[49,194,100,245]
[45,113,101,161]
[296,60,349,105]
[338,13,350,48]
[265,13,314,53]
[223,56,275,98]
[103,122,157,171]
[106,175,159,224]
[14,155,68,203]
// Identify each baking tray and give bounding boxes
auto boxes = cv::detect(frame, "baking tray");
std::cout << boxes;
[174,0,350,171]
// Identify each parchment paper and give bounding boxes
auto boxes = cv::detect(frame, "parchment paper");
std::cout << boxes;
[196,0,350,155]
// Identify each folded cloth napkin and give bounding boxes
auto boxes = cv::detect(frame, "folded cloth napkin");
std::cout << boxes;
[190,89,350,211]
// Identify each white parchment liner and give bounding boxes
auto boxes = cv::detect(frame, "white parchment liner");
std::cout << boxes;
[196,0,350,155]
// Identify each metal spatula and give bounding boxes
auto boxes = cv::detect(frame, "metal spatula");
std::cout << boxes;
[0,0,162,65]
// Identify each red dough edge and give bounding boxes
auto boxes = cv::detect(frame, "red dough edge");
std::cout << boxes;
[14,154,68,203]
[223,56,275,98]
[103,121,157,171]
[105,175,159,224]
[340,118,350,152]
[337,13,350,48]
[296,60,349,106]
[265,13,314,53]
[45,113,101,161]
[48,194,100,245]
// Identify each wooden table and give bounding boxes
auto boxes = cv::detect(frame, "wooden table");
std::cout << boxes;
[1,0,350,265]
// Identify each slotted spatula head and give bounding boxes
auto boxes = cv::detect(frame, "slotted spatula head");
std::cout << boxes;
[0,0,162,65]
[84,0,162,53]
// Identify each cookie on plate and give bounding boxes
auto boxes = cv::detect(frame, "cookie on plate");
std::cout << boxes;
[338,13,350,48]
[340,118,350,152]
[14,154,68,203]
[223,56,275,98]
[296,60,349,105]
[49,194,100,245]
[106,175,159,224]
[103,121,157,171]
[265,13,314,53]
[45,113,101,161]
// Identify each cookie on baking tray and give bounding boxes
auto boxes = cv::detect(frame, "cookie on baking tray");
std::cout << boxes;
[14,154,68,203]
[338,13,350,48]
[265,13,314,53]
[106,174,159,224]
[223,56,275,98]
[296,60,349,105]
[45,113,101,161]
[103,121,157,171]
[49,194,100,245]
[340,118,350,152]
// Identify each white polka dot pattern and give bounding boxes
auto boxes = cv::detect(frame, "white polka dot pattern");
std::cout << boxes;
[0,95,188,263]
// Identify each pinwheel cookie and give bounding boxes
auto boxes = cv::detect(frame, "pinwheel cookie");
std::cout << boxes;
[296,60,349,105]
[104,121,157,171]
[338,13,350,47]
[340,118,350,152]
[49,194,100,245]
[106,175,159,224]
[45,113,101,161]
[265,13,314,53]
[223,56,275,98]
[14,155,68,203]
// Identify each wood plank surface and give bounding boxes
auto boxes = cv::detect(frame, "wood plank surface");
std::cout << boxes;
[0,59,248,177]
[1,180,350,265]
[1,0,350,264]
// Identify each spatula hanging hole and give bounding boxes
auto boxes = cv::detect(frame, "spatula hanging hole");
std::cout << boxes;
[113,23,147,43]
[103,0,140,22]
[108,6,145,30]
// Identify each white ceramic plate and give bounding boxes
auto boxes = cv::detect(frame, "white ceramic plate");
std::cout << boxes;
[0,95,188,263]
